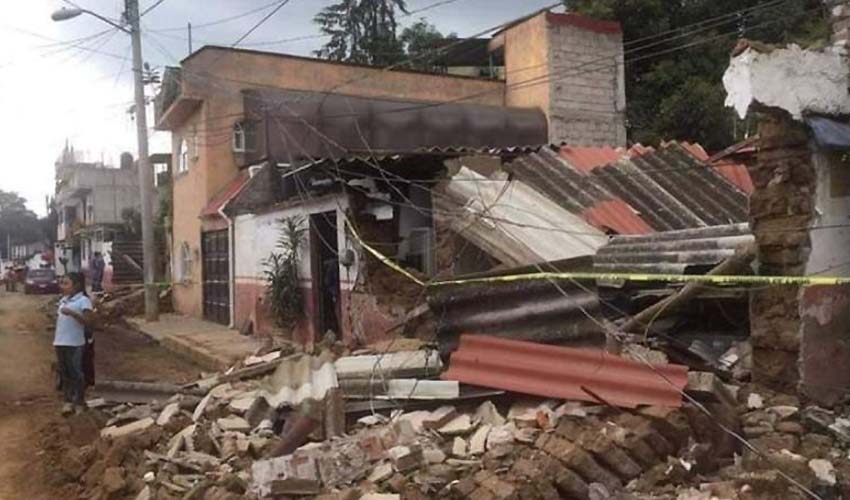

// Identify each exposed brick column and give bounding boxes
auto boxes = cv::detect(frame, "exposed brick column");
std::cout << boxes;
[748,111,815,390]
[830,0,850,54]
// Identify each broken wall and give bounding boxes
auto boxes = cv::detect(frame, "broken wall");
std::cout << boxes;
[749,112,814,391]
[233,195,353,345]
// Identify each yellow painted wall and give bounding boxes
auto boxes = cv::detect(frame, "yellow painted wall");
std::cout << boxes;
[503,13,550,115]
[165,48,507,320]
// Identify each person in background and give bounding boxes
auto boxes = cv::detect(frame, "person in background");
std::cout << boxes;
[55,272,94,415]
[90,251,105,293]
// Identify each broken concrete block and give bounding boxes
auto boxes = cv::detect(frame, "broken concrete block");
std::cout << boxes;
[251,454,319,498]
[217,417,251,433]
[228,394,258,413]
[368,462,394,483]
[396,410,430,433]
[809,458,836,485]
[360,494,401,500]
[487,423,516,450]
[246,351,281,366]
[509,401,557,429]
[452,437,468,458]
[134,485,151,500]
[167,424,196,458]
[358,414,387,427]
[469,425,491,455]
[101,417,155,439]
[423,406,457,430]
[270,478,321,496]
[156,402,180,427]
[474,401,506,427]
[513,426,539,444]
[423,448,446,464]
[768,405,799,420]
[209,383,233,398]
[747,393,764,409]
[439,414,475,436]
[387,445,423,473]
[192,392,213,422]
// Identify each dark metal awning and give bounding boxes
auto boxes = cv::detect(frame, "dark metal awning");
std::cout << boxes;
[241,88,548,163]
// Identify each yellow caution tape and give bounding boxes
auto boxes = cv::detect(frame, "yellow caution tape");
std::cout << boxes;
[428,272,850,287]
[345,222,850,288]
[346,221,426,287]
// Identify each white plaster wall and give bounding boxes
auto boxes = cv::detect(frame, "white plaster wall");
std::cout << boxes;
[724,45,850,119]
[234,195,357,290]
[806,149,850,276]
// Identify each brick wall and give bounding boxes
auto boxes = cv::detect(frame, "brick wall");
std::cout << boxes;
[749,112,815,391]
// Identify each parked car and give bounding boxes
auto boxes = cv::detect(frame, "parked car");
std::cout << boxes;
[24,268,60,295]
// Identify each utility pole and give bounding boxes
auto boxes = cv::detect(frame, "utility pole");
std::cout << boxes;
[188,22,193,54]
[127,0,159,321]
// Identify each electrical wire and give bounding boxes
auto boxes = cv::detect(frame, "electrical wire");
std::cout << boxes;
[230,0,293,48]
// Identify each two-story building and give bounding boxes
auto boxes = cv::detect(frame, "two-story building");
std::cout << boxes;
[154,10,628,339]
[54,144,143,286]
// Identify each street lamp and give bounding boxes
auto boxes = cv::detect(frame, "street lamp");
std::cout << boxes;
[52,0,159,322]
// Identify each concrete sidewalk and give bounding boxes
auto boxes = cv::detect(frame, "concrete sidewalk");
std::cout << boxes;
[128,314,262,371]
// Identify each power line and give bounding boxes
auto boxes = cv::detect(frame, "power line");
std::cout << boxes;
[231,0,293,48]
[140,0,169,18]
[148,0,288,32]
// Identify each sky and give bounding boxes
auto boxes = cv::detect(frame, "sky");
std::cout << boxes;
[0,0,558,216]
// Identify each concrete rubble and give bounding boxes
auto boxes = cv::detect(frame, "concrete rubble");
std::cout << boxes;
[65,332,850,500]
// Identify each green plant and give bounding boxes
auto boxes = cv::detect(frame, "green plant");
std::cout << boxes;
[264,216,307,327]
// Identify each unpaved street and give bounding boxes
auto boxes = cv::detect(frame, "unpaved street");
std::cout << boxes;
[0,290,203,499]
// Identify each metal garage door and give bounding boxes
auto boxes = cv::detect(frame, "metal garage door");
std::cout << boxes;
[201,230,230,325]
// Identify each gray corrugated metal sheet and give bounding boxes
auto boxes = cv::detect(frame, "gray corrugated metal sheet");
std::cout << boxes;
[591,143,748,231]
[427,267,607,344]
[594,223,753,274]
[434,166,609,267]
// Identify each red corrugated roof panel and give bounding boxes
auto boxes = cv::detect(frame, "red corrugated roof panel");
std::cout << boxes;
[558,145,624,174]
[712,160,754,194]
[442,335,688,408]
[201,171,250,218]
[581,200,654,235]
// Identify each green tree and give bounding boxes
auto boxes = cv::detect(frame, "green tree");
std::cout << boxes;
[314,0,408,66]
[0,190,41,257]
[563,0,828,150]
[399,18,457,71]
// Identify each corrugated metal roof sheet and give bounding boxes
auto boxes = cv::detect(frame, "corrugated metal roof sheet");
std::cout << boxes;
[507,147,652,235]
[435,166,608,267]
[441,334,688,408]
[427,277,605,343]
[259,352,338,408]
[595,223,753,274]
[590,143,748,231]
[558,145,624,174]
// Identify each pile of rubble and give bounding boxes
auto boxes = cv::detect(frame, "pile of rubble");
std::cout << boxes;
[42,334,850,500]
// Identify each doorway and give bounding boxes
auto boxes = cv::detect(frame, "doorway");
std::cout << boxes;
[310,211,340,337]
[201,230,230,325]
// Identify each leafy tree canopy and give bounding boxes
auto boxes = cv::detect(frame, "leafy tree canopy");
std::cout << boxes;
[314,0,408,66]
[0,190,42,255]
[563,0,828,150]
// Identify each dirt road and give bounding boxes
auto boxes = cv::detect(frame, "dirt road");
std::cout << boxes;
[0,290,202,499]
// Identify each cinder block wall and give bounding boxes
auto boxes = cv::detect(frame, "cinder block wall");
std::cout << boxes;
[504,13,627,147]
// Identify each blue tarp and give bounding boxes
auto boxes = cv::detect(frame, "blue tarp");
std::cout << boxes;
[806,116,850,149]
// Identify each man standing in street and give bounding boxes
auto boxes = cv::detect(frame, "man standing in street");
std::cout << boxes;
[90,251,105,293]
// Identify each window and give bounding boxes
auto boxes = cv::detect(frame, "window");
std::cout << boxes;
[177,139,189,174]
[178,242,193,283]
[232,121,257,153]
